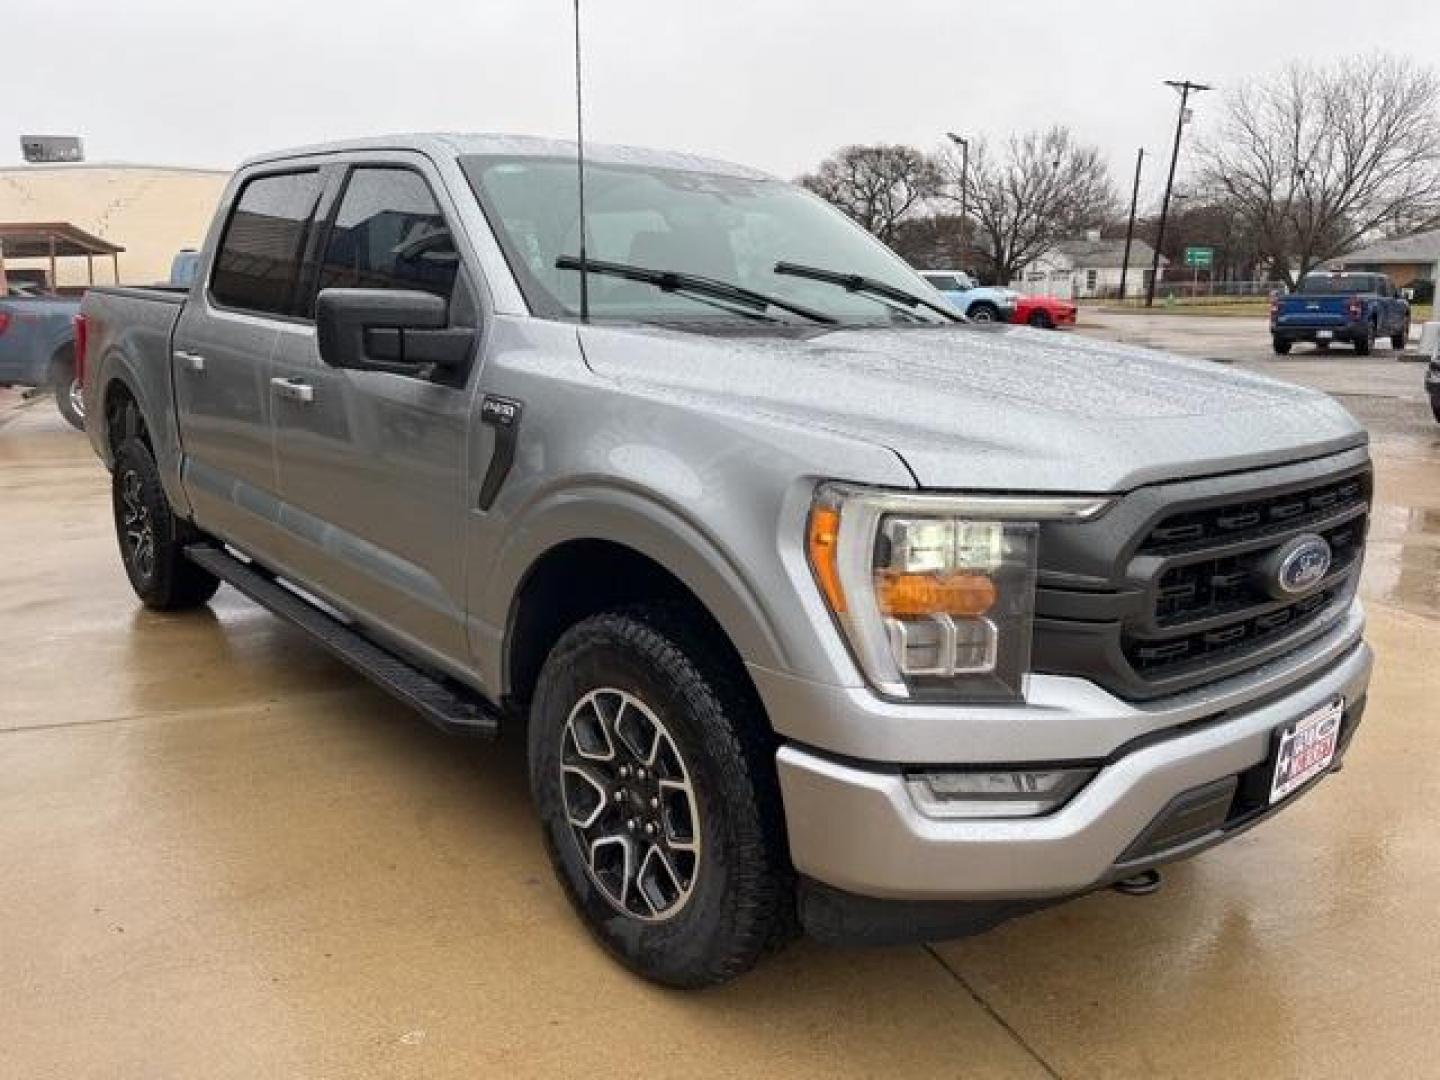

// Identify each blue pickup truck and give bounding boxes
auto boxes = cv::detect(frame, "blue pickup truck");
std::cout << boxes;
[0,289,84,428]
[1271,271,1410,356]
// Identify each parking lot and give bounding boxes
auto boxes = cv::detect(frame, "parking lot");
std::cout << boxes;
[2,311,1437,1078]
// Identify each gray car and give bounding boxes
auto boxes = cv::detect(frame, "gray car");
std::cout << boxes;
[81,134,1373,987]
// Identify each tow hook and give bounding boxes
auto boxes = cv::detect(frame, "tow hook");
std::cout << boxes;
[1112,869,1162,896]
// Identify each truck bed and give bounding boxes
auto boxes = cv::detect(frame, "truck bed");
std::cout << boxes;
[80,285,191,513]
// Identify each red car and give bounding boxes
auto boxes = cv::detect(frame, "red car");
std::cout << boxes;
[1011,294,1076,330]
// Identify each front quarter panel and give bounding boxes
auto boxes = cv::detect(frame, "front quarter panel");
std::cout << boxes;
[464,318,914,695]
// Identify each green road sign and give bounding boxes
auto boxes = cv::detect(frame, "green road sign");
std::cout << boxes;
[1183,246,1215,269]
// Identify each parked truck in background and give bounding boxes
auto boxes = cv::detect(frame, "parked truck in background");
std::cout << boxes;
[1271,271,1410,356]
[0,289,83,428]
[80,134,1373,987]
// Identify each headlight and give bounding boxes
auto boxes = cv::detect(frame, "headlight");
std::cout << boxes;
[806,484,1112,702]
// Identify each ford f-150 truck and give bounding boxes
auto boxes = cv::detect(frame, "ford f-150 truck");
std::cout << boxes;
[1271,271,1410,356]
[81,135,1374,988]
[0,291,84,427]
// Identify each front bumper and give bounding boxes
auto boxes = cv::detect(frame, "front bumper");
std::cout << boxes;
[774,632,1372,903]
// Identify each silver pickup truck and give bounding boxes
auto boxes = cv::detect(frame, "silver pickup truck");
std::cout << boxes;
[81,134,1374,987]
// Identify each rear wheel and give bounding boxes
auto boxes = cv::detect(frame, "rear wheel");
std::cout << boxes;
[112,437,220,610]
[968,302,1000,323]
[528,605,792,987]
[1272,336,1292,355]
[1354,323,1375,356]
[1392,321,1410,351]
[1027,310,1053,329]
[52,356,84,430]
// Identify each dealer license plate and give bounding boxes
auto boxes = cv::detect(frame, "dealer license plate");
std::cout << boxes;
[1270,698,1343,804]
[1316,330,1334,340]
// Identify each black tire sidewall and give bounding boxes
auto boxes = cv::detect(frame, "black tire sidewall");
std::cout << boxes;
[528,611,780,987]
[111,438,217,609]
[52,359,84,430]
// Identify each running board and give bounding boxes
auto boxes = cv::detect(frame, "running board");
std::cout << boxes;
[185,544,500,739]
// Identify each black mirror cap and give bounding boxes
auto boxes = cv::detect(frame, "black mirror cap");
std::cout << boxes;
[316,288,450,371]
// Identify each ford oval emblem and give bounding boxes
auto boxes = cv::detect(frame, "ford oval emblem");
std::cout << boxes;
[1272,534,1333,598]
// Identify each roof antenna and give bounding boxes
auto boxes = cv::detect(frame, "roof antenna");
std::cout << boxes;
[572,0,590,323]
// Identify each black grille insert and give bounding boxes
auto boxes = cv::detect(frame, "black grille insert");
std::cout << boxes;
[1139,475,1368,555]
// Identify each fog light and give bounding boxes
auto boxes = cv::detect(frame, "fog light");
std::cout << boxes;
[907,768,1094,819]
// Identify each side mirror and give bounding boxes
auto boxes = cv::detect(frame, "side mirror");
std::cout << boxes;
[315,288,474,378]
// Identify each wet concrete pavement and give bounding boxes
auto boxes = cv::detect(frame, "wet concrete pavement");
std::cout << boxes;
[2,318,1438,1078]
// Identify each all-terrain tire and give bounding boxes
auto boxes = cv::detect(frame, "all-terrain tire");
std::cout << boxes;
[1272,336,1292,355]
[528,605,794,988]
[112,437,220,610]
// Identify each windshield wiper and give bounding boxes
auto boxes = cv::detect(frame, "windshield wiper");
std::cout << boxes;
[773,261,963,323]
[556,255,837,325]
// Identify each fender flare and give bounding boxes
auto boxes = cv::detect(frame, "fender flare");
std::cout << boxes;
[480,482,791,694]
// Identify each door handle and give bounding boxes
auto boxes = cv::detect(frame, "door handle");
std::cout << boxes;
[270,377,315,404]
[173,350,206,373]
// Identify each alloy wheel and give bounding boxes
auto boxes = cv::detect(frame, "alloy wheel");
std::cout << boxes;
[560,688,701,921]
[120,468,156,580]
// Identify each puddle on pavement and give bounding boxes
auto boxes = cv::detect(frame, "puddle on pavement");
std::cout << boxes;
[1363,503,1440,620]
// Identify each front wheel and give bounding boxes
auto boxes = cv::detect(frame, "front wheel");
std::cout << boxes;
[53,358,84,430]
[112,438,220,610]
[528,606,792,987]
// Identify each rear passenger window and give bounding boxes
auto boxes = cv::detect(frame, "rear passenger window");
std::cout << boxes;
[210,171,324,316]
[317,168,459,303]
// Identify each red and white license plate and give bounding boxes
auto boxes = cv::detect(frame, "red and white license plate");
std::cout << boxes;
[1270,698,1343,805]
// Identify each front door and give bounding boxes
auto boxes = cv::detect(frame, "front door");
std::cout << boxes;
[268,163,478,668]
[172,168,326,557]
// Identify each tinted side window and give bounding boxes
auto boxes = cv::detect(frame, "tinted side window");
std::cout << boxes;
[210,171,324,316]
[318,168,459,303]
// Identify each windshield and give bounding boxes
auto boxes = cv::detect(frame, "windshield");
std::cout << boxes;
[1299,274,1378,296]
[461,155,949,327]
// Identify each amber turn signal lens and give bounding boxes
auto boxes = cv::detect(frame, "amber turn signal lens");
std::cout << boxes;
[875,571,997,617]
[807,506,847,614]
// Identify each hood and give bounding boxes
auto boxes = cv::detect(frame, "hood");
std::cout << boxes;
[576,323,1366,493]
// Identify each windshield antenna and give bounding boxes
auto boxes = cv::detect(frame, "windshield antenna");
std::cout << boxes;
[572,0,590,323]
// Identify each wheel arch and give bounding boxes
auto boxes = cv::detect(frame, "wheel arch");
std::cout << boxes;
[486,488,791,709]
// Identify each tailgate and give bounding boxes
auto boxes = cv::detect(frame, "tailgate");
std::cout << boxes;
[1275,295,1351,329]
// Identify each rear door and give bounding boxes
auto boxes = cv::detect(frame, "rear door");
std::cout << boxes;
[267,158,478,667]
[173,168,326,555]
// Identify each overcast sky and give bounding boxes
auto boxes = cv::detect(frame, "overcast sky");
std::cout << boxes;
[5,0,1440,210]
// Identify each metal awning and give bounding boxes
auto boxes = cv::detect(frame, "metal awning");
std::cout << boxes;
[0,222,124,258]
[0,221,125,290]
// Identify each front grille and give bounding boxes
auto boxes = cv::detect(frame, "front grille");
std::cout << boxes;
[1138,475,1366,555]
[1031,451,1371,701]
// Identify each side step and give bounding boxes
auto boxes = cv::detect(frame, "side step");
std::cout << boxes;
[185,544,500,739]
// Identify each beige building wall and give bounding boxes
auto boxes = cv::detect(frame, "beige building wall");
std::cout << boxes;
[0,164,231,287]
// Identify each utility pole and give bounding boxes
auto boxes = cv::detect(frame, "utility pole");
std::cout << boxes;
[1118,148,1144,304]
[946,132,970,273]
[1146,79,1211,308]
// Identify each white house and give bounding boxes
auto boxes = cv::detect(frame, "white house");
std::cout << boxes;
[1011,235,1167,300]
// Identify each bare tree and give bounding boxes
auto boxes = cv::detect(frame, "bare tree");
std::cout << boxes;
[1201,54,1440,286]
[799,144,944,243]
[944,126,1117,284]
